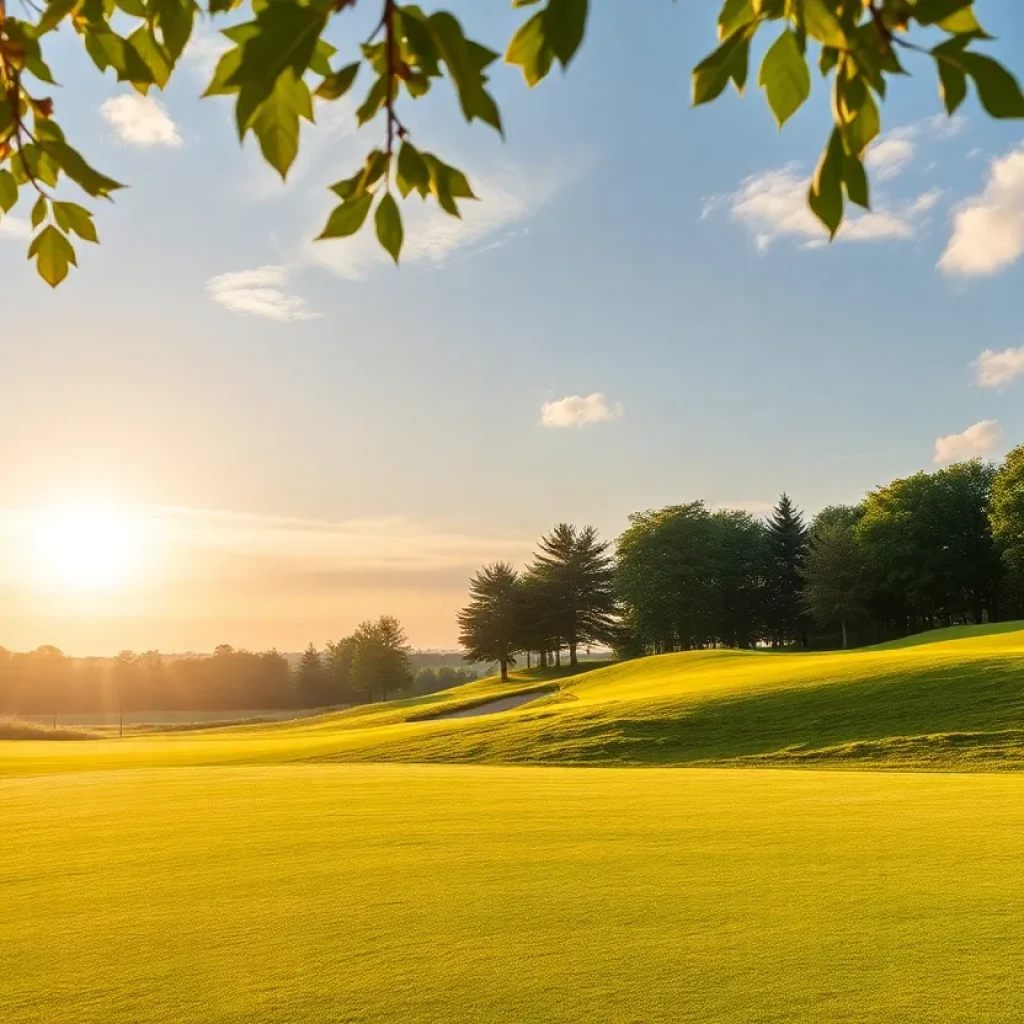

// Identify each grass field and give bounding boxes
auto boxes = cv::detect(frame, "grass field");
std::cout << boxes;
[7,625,1024,1023]
[7,766,1024,1024]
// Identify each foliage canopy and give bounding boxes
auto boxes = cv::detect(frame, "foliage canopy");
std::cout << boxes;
[1,0,1022,285]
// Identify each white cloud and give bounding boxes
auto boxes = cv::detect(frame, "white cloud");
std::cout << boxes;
[866,134,916,181]
[101,94,182,147]
[540,393,623,429]
[940,147,1024,277]
[972,346,1024,389]
[0,216,31,240]
[721,165,936,250]
[207,266,317,322]
[934,420,1002,463]
[183,22,231,80]
[309,163,573,279]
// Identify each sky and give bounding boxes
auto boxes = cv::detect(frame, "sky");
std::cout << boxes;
[3,1,1024,655]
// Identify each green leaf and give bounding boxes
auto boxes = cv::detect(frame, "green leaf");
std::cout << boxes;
[936,57,967,114]
[315,62,359,101]
[428,12,503,133]
[44,141,125,198]
[317,193,373,239]
[758,30,810,127]
[28,225,76,288]
[506,11,554,87]
[938,7,987,36]
[154,0,196,64]
[543,0,588,68]
[38,0,79,34]
[802,0,847,48]
[819,45,838,77]
[693,28,750,106]
[355,77,387,126]
[841,90,880,156]
[914,0,977,27]
[31,196,48,229]
[204,46,242,97]
[128,26,172,89]
[843,151,869,209]
[51,201,97,241]
[375,193,403,263]
[308,38,337,77]
[225,0,329,131]
[0,170,17,213]
[718,0,756,40]
[396,141,430,198]
[251,70,311,179]
[808,128,844,238]
[959,53,1024,118]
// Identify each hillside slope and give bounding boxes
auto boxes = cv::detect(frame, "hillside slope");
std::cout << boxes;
[4,624,1024,775]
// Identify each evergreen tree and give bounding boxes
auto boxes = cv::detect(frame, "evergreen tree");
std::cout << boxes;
[296,643,326,708]
[457,563,522,682]
[765,494,809,647]
[801,524,868,649]
[530,524,617,667]
[325,636,358,704]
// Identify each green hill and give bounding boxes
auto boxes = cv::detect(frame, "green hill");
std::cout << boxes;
[4,622,1024,775]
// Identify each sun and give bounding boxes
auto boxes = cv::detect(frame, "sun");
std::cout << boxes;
[31,503,146,593]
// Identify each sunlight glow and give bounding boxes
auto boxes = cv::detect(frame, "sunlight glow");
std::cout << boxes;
[29,504,147,593]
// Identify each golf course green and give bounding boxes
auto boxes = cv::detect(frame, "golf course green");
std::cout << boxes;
[6,624,1024,1023]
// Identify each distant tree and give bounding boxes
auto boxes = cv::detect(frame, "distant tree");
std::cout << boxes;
[296,644,326,708]
[992,444,1024,577]
[350,616,413,702]
[801,525,869,649]
[765,494,809,647]
[111,650,139,737]
[812,505,863,534]
[859,461,1003,631]
[325,636,358,705]
[529,524,617,667]
[413,666,439,694]
[458,562,522,682]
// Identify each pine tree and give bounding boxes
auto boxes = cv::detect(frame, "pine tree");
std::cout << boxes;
[765,494,809,647]
[530,524,617,667]
[296,643,326,708]
[457,563,522,682]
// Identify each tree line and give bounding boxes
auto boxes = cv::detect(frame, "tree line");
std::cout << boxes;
[0,615,448,720]
[459,445,1024,667]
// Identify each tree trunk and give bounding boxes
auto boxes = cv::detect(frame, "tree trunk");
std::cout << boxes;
[499,657,508,682]
[569,642,578,668]
[555,648,561,668]
[841,619,849,650]
[119,700,124,739]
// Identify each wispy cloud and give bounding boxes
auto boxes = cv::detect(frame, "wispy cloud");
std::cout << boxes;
[207,266,317,322]
[934,420,1002,463]
[866,129,917,181]
[183,21,231,80]
[0,216,31,240]
[540,393,623,429]
[940,146,1024,277]
[309,162,574,279]
[711,165,937,251]
[972,346,1024,389]
[101,94,182,147]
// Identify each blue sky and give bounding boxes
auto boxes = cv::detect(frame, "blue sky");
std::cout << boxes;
[2,1,1024,653]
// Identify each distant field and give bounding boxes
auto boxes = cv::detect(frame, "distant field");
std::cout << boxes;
[23,707,333,729]
[6,765,1024,1024]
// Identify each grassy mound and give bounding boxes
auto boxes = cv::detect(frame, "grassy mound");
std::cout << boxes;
[3,624,1024,774]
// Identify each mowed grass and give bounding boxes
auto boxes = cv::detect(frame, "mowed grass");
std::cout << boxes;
[5,624,1024,775]
[6,765,1024,1024]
